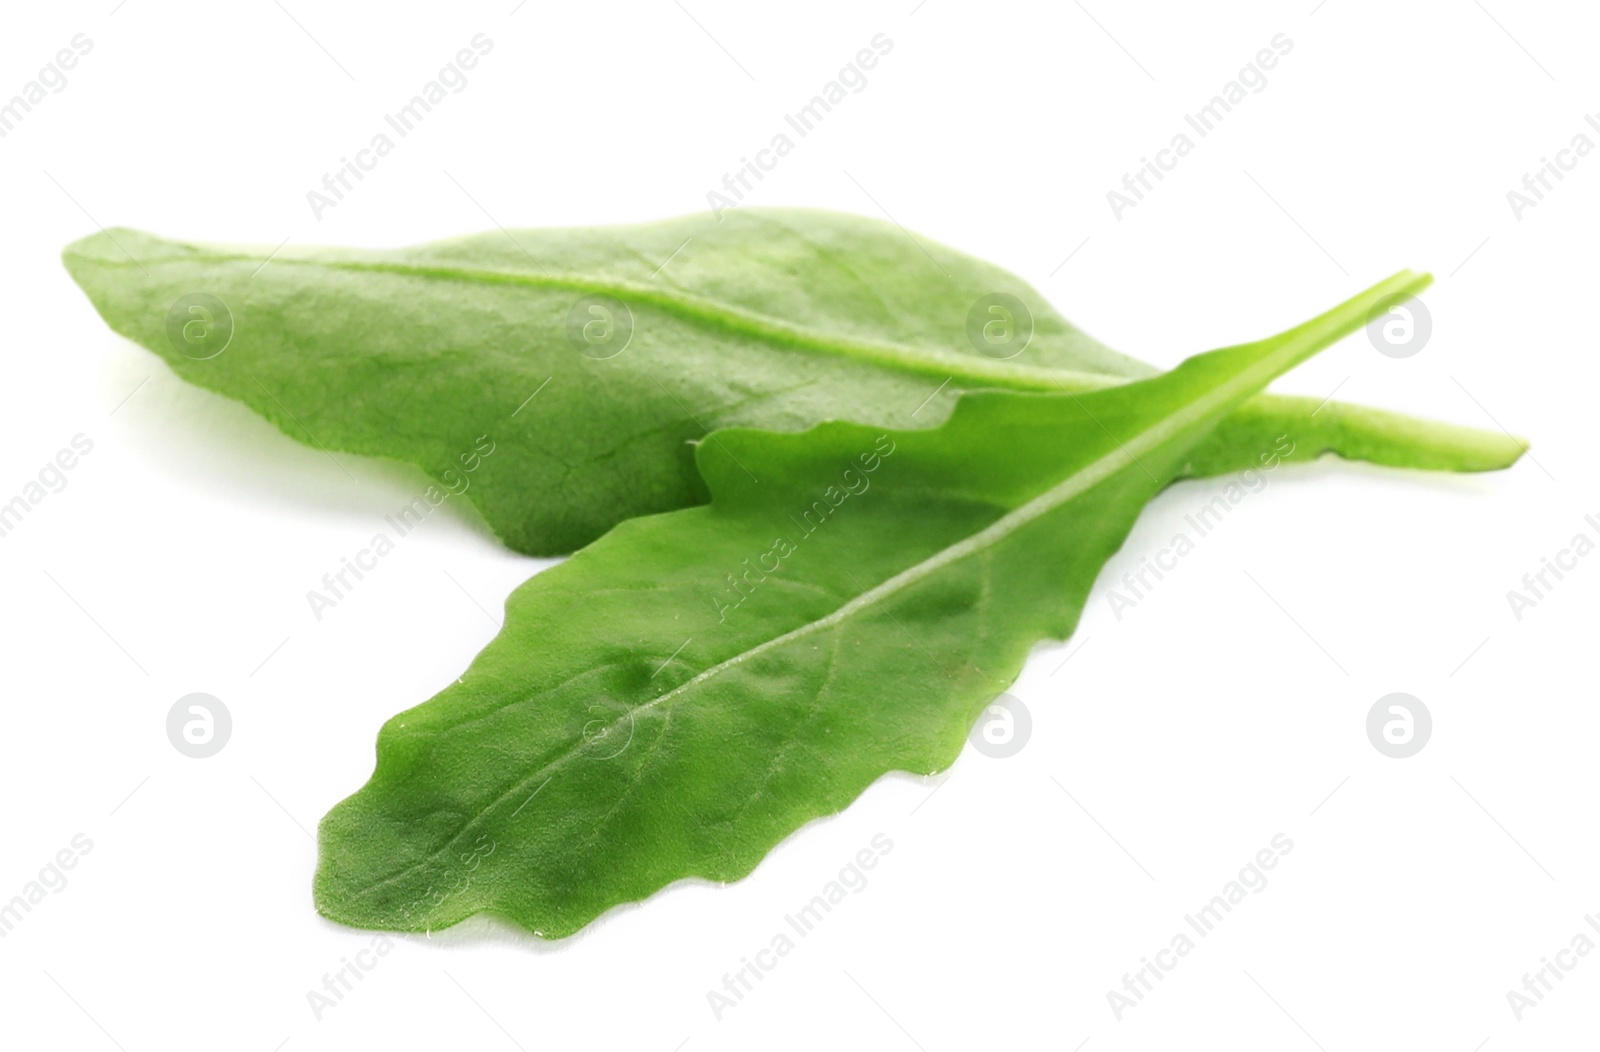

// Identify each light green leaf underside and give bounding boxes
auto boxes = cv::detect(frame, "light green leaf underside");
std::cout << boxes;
[314,272,1430,937]
[63,209,1523,555]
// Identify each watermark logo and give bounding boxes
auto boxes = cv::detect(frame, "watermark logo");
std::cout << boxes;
[965,294,1033,360]
[566,295,634,359]
[166,693,231,758]
[968,693,1031,758]
[165,293,234,360]
[581,696,636,760]
[1366,693,1430,758]
[1366,293,1431,359]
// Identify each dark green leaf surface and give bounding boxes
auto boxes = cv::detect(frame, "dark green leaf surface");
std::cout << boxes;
[63,210,1523,555]
[314,272,1433,937]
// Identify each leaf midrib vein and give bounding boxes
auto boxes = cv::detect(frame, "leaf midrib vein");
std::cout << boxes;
[97,246,1118,395]
[343,323,1312,902]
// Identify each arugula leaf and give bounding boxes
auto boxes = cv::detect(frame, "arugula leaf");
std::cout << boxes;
[314,271,1434,937]
[63,210,1522,556]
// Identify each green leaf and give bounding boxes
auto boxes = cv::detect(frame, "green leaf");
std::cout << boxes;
[62,210,1523,556]
[314,271,1431,937]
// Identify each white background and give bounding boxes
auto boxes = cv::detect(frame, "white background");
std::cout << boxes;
[0,0,1592,1048]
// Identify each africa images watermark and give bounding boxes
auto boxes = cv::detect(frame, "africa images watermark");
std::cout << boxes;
[1106,833,1294,1021]
[305,434,497,620]
[706,33,894,219]
[706,832,894,1021]
[1107,33,1293,220]
[0,34,93,140]
[0,834,94,939]
[306,34,494,220]
[1506,111,1600,221]
[305,933,399,1021]
[0,433,95,541]
[1505,913,1600,1022]
[711,434,897,623]
[1504,511,1600,622]
[1104,434,1295,620]
[393,834,497,932]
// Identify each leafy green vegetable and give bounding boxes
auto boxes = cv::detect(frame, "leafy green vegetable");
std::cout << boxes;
[62,210,1522,556]
[314,271,1438,937]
